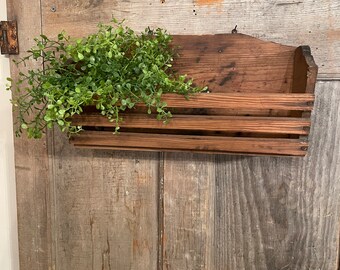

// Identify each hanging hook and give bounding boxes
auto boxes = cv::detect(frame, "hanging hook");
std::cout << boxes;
[231,25,238,34]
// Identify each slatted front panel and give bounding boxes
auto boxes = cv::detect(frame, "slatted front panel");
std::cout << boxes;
[70,92,314,156]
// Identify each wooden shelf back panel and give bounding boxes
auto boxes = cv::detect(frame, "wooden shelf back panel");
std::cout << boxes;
[172,34,296,93]
[70,131,308,156]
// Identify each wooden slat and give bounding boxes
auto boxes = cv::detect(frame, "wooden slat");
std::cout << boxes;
[70,132,308,156]
[71,114,311,135]
[159,93,314,110]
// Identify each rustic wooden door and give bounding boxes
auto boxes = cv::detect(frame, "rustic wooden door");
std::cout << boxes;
[7,0,340,269]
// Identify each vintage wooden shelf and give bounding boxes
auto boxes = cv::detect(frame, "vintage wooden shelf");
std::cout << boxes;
[69,34,318,156]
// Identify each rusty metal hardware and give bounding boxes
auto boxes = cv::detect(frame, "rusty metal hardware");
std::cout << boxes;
[0,20,19,55]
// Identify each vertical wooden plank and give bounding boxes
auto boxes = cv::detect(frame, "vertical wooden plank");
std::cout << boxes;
[49,130,159,270]
[214,81,340,269]
[163,153,215,269]
[6,1,51,270]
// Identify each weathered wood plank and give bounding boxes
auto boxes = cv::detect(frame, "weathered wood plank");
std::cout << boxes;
[41,0,340,77]
[71,114,311,135]
[6,1,51,270]
[50,132,159,269]
[163,153,215,269]
[214,81,340,269]
[71,132,308,156]
[162,81,340,269]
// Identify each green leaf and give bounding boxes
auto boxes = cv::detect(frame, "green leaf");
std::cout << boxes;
[57,120,64,126]
[78,52,84,60]
[44,115,52,121]
[40,34,48,40]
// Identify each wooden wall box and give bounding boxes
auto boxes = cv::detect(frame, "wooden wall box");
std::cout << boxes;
[70,34,318,156]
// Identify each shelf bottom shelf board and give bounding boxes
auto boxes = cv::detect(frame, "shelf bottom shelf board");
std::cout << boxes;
[70,131,308,156]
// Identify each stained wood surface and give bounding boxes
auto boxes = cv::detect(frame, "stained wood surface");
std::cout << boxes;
[162,82,340,269]
[171,34,295,93]
[71,114,311,135]
[71,132,308,156]
[157,93,314,110]
[41,0,340,77]
[49,135,159,269]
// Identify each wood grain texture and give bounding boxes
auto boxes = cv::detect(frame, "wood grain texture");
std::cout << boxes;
[162,81,340,269]
[171,34,295,93]
[71,114,311,135]
[163,153,215,269]
[74,93,314,111]
[214,82,340,269]
[71,132,309,156]
[293,46,318,94]
[6,1,51,270]
[158,93,314,110]
[49,130,159,270]
[41,0,340,77]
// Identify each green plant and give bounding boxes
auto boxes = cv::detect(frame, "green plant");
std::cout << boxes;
[7,20,205,139]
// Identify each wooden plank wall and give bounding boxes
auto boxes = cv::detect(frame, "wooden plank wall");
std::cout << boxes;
[7,0,340,269]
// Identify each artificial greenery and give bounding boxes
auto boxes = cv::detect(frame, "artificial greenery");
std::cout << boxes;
[7,20,205,139]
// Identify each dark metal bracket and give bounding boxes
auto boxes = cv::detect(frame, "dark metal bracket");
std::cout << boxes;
[0,20,19,55]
